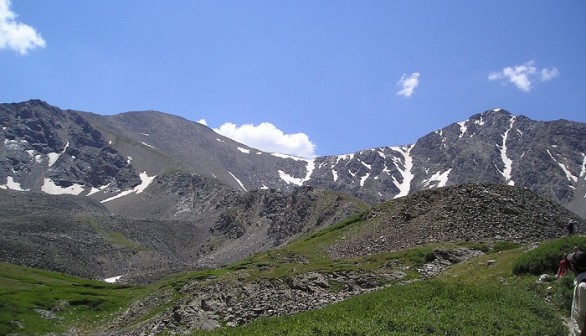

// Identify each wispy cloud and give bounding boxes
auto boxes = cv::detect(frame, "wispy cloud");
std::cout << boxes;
[488,60,559,92]
[0,0,45,55]
[396,73,420,98]
[214,122,317,159]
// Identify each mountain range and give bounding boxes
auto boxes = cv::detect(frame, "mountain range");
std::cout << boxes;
[1,99,585,282]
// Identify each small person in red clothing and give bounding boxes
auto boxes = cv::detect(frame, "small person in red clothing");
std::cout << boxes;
[558,255,568,277]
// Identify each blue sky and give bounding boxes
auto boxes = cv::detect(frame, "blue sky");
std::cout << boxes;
[2,1,585,158]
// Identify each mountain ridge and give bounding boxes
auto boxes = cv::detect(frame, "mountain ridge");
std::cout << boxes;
[2,100,584,219]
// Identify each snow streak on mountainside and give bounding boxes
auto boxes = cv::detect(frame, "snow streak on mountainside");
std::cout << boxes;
[497,116,516,186]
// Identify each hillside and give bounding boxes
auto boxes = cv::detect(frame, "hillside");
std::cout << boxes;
[0,173,366,282]
[1,183,582,335]
[99,183,585,334]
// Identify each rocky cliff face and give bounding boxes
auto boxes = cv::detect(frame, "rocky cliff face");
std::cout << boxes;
[0,100,140,194]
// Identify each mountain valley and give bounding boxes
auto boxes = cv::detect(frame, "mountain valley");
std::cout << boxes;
[1,100,586,334]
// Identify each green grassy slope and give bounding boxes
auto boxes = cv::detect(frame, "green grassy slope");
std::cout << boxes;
[1,239,576,336]
[0,262,145,335]
[192,246,569,336]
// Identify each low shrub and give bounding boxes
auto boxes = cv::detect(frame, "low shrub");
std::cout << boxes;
[512,236,586,275]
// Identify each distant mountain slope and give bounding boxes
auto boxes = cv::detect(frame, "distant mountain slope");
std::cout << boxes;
[78,109,312,196]
[1,100,584,218]
[307,109,586,218]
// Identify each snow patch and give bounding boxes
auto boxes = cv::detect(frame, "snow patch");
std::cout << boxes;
[42,178,85,195]
[457,120,468,138]
[360,160,372,170]
[422,169,452,188]
[141,142,156,149]
[46,153,60,167]
[127,156,132,164]
[104,275,123,283]
[496,116,515,186]
[135,172,156,194]
[336,153,354,163]
[474,116,485,126]
[390,145,414,198]
[237,147,250,154]
[47,142,69,167]
[579,153,586,178]
[360,173,370,187]
[100,172,156,203]
[547,150,578,183]
[229,172,247,192]
[4,138,28,150]
[0,176,29,191]
[278,159,315,186]
[87,183,111,196]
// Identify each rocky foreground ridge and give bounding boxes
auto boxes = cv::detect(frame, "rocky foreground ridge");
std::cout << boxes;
[108,249,480,335]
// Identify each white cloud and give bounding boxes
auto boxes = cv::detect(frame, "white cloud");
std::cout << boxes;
[540,67,560,82]
[396,73,420,98]
[214,122,317,159]
[488,60,559,92]
[197,119,208,126]
[0,0,45,55]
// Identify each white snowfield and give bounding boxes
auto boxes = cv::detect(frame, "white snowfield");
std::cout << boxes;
[388,145,415,198]
[103,275,122,283]
[47,142,69,167]
[42,178,85,195]
[548,149,582,185]
[496,116,516,186]
[272,153,315,187]
[100,171,156,203]
[229,172,247,192]
[0,176,29,191]
[422,169,452,189]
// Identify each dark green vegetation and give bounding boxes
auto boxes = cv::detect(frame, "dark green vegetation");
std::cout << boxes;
[513,235,586,275]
